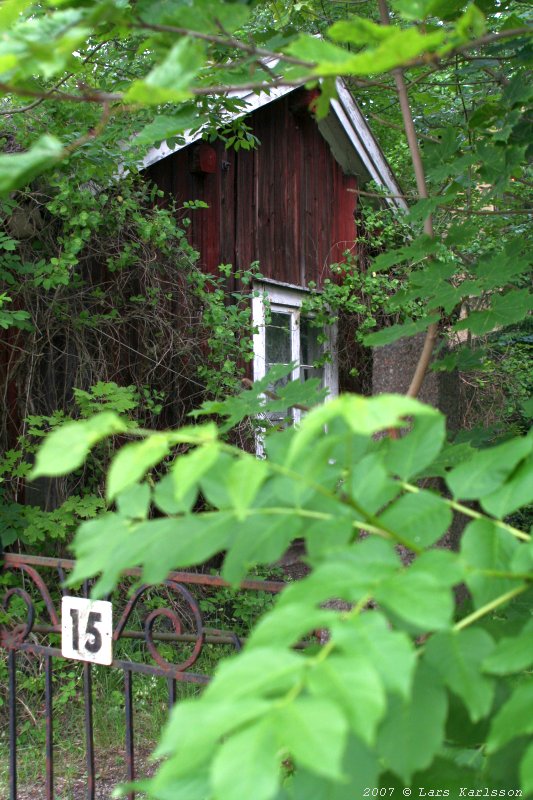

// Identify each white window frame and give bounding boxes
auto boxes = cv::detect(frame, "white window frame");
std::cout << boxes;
[252,281,338,425]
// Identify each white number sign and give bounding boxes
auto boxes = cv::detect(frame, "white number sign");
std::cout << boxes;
[61,596,113,666]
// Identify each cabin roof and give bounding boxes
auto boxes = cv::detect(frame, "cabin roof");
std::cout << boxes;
[142,78,407,211]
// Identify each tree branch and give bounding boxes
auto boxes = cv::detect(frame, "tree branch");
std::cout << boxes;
[378,0,439,400]
[133,19,315,68]
[368,110,440,143]
[0,81,122,104]
[0,42,110,116]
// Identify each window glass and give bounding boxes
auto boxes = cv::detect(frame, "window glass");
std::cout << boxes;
[266,312,291,366]
[300,317,320,365]
[264,311,292,425]
[300,318,323,385]
[252,282,337,438]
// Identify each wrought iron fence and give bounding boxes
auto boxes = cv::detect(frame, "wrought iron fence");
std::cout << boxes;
[1,552,285,800]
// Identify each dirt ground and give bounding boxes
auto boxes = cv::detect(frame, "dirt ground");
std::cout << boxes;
[13,749,157,800]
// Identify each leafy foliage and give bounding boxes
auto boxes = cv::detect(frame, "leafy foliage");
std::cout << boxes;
[0,0,532,797]
[30,383,533,798]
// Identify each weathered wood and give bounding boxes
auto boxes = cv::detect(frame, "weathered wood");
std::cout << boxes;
[147,89,358,289]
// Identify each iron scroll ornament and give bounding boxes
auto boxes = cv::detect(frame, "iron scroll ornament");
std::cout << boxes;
[1,562,60,649]
[113,579,206,672]
[1,561,206,673]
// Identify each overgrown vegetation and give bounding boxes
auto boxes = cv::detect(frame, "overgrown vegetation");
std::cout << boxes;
[0,174,264,546]
[0,0,532,798]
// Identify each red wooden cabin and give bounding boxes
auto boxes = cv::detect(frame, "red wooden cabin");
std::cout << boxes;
[144,79,404,405]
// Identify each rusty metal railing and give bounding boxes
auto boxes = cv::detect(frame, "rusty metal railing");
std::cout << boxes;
[1,552,286,800]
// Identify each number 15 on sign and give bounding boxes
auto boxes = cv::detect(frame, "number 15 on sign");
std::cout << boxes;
[61,596,113,666]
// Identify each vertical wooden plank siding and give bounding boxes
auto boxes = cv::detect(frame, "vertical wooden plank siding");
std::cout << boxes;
[147,90,358,289]
[234,147,255,273]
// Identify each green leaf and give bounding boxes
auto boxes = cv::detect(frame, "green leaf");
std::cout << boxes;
[247,603,333,650]
[330,612,416,699]
[312,76,337,119]
[377,490,453,550]
[126,38,205,104]
[168,422,218,446]
[287,28,445,77]
[349,453,400,514]
[328,16,393,45]
[455,3,487,39]
[382,409,446,479]
[144,0,250,34]
[476,143,527,192]
[287,394,435,465]
[305,517,355,561]
[424,629,495,722]
[409,756,480,795]
[153,473,197,515]
[473,245,532,289]
[31,412,127,478]
[460,519,521,609]
[406,192,456,222]
[481,453,533,518]
[371,234,439,271]
[503,73,533,107]
[155,696,271,766]
[454,289,533,335]
[278,537,401,609]
[206,648,305,702]
[122,773,210,800]
[199,451,235,508]
[227,454,269,519]
[0,0,34,28]
[424,128,462,180]
[422,440,477,477]
[483,619,533,675]
[287,737,379,799]
[414,549,465,585]
[520,743,533,798]
[222,513,303,585]
[172,442,220,502]
[116,483,151,520]
[0,136,64,196]
[306,655,386,745]
[134,108,199,147]
[70,512,236,595]
[390,0,440,20]
[363,314,440,347]
[446,435,532,499]
[107,434,170,501]
[375,558,455,630]
[432,348,487,373]
[487,680,533,753]
[68,513,134,593]
[211,718,281,800]
[378,661,448,783]
[276,697,348,780]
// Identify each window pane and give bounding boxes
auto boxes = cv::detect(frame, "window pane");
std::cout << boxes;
[266,312,292,365]
[300,318,322,367]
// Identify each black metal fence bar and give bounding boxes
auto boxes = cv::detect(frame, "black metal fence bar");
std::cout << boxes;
[1,552,285,797]
[168,677,177,710]
[8,649,17,800]
[45,654,53,800]
[30,621,251,647]
[84,662,96,800]
[124,669,135,800]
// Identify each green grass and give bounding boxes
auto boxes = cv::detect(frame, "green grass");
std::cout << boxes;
[0,642,235,795]
[0,569,280,795]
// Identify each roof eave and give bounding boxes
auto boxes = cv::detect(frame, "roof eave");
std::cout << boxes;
[141,78,407,212]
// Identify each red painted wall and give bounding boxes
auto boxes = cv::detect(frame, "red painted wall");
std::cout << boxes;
[147,90,358,289]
